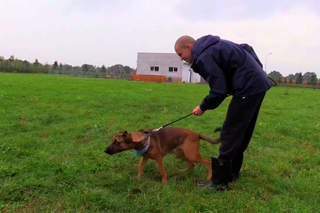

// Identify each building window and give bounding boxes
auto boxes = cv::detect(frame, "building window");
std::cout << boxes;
[169,67,178,72]
[150,66,159,71]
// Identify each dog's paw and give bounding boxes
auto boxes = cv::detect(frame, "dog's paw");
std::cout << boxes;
[161,175,168,184]
[161,179,168,184]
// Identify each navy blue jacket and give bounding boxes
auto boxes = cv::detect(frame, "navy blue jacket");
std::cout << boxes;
[190,35,272,111]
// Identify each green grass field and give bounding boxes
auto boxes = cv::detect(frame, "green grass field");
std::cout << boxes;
[1,73,319,212]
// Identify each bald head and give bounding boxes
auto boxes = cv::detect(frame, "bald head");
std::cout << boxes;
[175,35,196,49]
[174,35,195,64]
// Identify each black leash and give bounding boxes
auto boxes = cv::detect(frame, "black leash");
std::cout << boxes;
[158,113,193,129]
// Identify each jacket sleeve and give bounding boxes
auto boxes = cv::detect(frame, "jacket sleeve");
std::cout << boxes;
[199,90,226,111]
[195,54,229,111]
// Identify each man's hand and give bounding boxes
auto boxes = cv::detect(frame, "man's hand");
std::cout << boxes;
[193,106,204,116]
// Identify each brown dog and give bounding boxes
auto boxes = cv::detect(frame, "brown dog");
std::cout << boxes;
[104,127,221,184]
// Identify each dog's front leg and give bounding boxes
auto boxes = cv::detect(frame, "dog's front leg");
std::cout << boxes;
[155,157,167,184]
[136,156,148,180]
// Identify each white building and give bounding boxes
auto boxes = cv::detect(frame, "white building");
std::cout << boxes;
[136,52,205,83]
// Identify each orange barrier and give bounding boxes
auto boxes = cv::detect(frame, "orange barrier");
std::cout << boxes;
[130,74,166,83]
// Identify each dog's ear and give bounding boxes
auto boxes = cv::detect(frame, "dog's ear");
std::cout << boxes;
[130,132,147,143]
[138,129,152,134]
[118,130,128,136]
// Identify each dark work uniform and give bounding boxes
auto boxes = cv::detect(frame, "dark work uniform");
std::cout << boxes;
[190,34,272,190]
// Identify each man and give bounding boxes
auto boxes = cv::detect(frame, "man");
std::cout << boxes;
[174,35,272,191]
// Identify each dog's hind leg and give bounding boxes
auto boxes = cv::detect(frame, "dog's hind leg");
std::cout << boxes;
[179,161,195,173]
[136,156,148,180]
[182,138,213,180]
[189,156,212,180]
[183,148,212,180]
[200,157,212,180]
[174,148,195,173]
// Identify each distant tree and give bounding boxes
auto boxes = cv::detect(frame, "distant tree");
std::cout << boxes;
[277,77,282,84]
[296,72,303,84]
[123,65,132,73]
[289,77,293,83]
[268,70,283,82]
[53,61,58,70]
[284,78,287,84]
[59,63,63,71]
[64,64,72,71]
[287,74,295,81]
[309,73,318,86]
[82,64,88,72]
[23,60,30,72]
[44,63,50,70]
[101,65,107,73]
[33,59,39,68]
[303,72,315,81]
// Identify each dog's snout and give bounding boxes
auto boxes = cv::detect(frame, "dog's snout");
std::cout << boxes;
[104,147,114,155]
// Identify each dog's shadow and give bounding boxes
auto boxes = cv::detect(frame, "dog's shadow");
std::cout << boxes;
[104,153,210,188]
[128,157,209,184]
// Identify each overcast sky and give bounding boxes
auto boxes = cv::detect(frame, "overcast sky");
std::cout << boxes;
[1,0,319,77]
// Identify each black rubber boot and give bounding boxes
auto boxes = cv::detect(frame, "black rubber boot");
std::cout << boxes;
[199,157,232,191]
[229,153,243,183]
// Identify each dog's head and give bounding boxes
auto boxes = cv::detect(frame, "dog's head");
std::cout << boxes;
[104,129,151,155]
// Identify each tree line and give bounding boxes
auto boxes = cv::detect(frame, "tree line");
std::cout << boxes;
[268,70,319,86]
[0,55,136,76]
[1,54,319,86]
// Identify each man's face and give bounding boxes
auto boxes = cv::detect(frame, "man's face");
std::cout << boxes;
[175,44,193,64]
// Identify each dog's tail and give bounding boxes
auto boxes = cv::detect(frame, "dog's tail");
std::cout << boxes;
[198,126,222,144]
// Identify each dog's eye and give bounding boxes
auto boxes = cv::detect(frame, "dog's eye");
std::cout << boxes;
[114,141,121,146]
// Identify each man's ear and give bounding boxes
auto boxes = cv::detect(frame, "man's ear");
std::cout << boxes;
[186,44,192,50]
